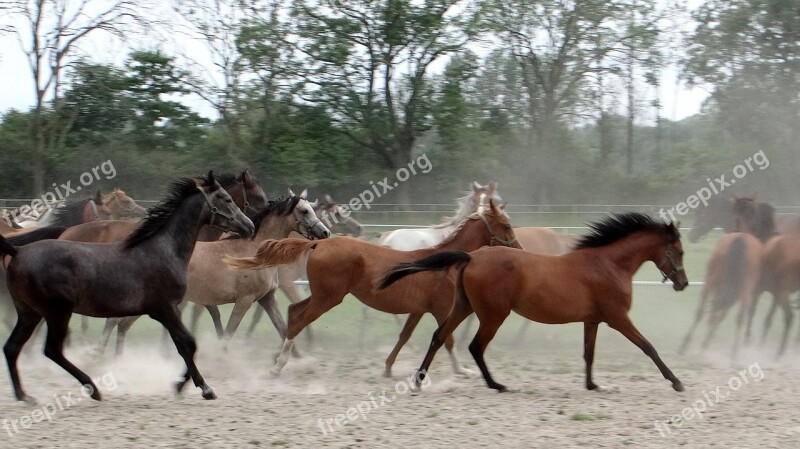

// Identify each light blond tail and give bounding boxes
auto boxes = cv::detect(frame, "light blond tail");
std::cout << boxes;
[223,238,317,270]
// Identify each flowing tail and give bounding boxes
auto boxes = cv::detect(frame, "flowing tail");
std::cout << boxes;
[0,234,17,259]
[3,226,67,246]
[224,238,317,270]
[379,251,472,289]
[713,235,747,310]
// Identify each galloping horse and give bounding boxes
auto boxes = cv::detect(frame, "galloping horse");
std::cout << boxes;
[94,194,330,357]
[225,200,521,378]
[55,171,267,337]
[1,172,254,403]
[379,181,502,250]
[101,188,147,220]
[678,233,763,357]
[755,233,800,354]
[244,193,363,338]
[381,213,688,393]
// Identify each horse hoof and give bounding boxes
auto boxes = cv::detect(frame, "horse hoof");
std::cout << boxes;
[200,388,217,400]
[174,381,189,394]
[586,382,599,390]
[269,367,283,378]
[494,385,509,393]
[90,390,102,401]
[21,395,38,406]
[673,382,685,392]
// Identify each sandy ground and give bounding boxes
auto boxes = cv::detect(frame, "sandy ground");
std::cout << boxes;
[1,320,799,449]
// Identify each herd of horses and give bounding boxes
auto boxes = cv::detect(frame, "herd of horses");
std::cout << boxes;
[0,172,795,404]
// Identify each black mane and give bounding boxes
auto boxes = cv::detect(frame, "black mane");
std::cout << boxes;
[235,196,301,239]
[52,198,93,227]
[123,178,203,249]
[215,173,238,188]
[575,212,678,249]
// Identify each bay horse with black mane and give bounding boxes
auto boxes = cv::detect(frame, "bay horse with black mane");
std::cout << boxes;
[0,172,254,403]
[225,200,521,378]
[380,213,688,393]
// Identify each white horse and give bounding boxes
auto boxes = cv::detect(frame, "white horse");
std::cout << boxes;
[379,181,502,250]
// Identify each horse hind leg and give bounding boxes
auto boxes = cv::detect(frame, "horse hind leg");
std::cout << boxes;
[760,296,779,344]
[3,307,42,404]
[468,317,509,392]
[775,293,793,357]
[43,310,102,400]
[678,288,711,355]
[384,312,423,378]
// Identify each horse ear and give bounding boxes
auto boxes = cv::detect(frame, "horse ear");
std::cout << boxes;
[206,170,219,189]
[324,194,333,203]
[95,190,103,204]
[489,198,498,213]
[488,182,497,193]
[288,187,296,197]
[240,169,252,184]
[310,199,319,208]
[471,181,482,191]
[300,189,308,199]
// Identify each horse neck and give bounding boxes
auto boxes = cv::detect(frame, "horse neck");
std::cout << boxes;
[419,218,487,255]
[256,214,294,240]
[138,194,208,263]
[588,232,665,276]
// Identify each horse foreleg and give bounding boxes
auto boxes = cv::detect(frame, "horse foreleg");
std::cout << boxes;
[189,304,203,335]
[43,310,101,400]
[384,312,423,378]
[246,305,264,337]
[205,305,223,338]
[761,295,779,344]
[609,315,683,392]
[678,293,709,355]
[458,314,475,348]
[3,308,41,404]
[775,293,793,357]
[115,316,140,357]
[150,305,215,400]
[94,318,119,357]
[583,321,600,390]
[222,300,253,341]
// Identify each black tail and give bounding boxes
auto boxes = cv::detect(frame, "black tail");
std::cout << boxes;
[378,251,472,290]
[3,226,67,246]
[713,235,747,310]
[0,235,17,258]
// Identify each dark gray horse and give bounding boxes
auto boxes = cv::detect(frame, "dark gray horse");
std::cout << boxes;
[0,172,254,403]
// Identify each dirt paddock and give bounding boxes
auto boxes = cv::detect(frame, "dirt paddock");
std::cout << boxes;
[1,301,799,449]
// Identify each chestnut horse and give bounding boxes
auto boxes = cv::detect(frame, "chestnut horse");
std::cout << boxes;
[101,188,147,220]
[755,233,799,354]
[678,233,763,357]
[244,194,364,338]
[381,213,688,393]
[1,173,254,403]
[225,200,521,377]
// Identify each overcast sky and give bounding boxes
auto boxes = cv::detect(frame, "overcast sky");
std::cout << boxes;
[0,1,710,123]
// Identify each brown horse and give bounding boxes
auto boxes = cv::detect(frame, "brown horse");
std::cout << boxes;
[754,233,799,354]
[244,193,364,338]
[460,226,580,343]
[733,195,776,242]
[678,233,763,357]
[101,188,147,220]
[380,213,688,393]
[225,200,521,377]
